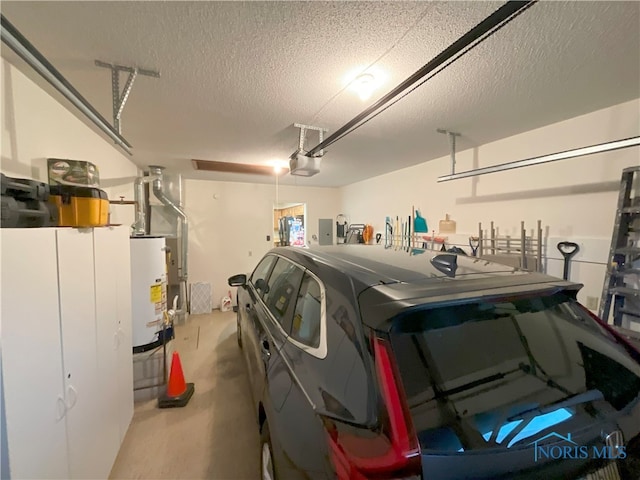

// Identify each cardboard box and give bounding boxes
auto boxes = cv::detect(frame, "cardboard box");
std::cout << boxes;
[47,158,100,187]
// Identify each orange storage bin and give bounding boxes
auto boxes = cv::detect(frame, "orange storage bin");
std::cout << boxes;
[49,185,109,227]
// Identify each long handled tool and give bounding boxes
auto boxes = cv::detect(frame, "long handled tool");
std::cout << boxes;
[557,241,579,280]
[385,217,393,249]
[469,236,479,256]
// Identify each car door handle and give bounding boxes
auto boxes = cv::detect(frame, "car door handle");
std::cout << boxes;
[245,303,252,311]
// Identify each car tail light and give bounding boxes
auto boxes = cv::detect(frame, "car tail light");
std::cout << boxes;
[324,335,421,479]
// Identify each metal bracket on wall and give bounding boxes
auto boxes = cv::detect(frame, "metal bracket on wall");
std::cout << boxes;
[437,129,461,175]
[293,123,328,157]
[437,136,640,182]
[95,60,160,135]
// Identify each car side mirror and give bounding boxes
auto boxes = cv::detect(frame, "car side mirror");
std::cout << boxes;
[228,274,247,287]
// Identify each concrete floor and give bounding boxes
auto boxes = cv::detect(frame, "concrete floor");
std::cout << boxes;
[110,311,260,479]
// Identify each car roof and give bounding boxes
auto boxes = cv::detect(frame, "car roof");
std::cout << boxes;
[271,246,582,329]
[273,245,534,285]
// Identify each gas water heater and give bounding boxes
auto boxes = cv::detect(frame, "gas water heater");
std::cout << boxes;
[130,236,167,352]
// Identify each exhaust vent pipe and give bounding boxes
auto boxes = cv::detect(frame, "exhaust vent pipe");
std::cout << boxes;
[148,165,189,318]
[131,173,160,235]
[148,166,188,281]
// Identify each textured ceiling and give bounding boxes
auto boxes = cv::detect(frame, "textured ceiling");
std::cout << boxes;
[2,1,639,187]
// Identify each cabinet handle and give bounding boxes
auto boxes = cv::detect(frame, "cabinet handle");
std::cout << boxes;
[55,395,67,422]
[66,384,78,410]
[116,328,126,349]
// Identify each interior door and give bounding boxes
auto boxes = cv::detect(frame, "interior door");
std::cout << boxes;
[1,229,69,479]
[57,228,102,479]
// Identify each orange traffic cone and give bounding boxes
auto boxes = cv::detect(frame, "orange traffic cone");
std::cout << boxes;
[158,351,195,408]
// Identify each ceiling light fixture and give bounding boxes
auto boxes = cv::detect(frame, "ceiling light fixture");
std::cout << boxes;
[268,159,289,175]
[353,73,375,100]
[344,66,386,102]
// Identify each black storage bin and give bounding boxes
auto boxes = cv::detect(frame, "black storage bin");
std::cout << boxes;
[1,173,50,201]
[1,174,58,228]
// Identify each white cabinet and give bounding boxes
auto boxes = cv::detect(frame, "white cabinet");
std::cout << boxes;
[1,226,134,479]
[1,228,69,480]
[112,229,134,441]
[93,226,134,472]
[58,228,102,478]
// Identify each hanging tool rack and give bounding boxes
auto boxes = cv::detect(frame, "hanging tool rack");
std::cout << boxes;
[477,220,543,272]
[384,214,414,251]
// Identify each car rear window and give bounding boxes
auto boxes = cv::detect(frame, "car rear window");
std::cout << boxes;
[389,293,640,453]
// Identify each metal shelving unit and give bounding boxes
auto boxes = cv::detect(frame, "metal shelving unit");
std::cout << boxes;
[599,166,640,326]
[478,220,543,272]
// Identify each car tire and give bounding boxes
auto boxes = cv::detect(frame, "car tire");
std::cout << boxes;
[236,309,243,349]
[260,420,276,480]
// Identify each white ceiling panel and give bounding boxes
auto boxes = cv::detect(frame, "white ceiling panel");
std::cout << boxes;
[1,1,638,186]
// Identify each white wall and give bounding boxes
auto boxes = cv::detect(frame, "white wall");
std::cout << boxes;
[1,59,138,226]
[185,179,340,308]
[340,99,640,309]
[7,46,634,316]
[0,339,8,479]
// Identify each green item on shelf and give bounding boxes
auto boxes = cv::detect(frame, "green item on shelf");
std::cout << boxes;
[414,210,428,233]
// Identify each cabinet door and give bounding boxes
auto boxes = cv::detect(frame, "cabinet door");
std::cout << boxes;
[1,229,69,479]
[92,227,122,476]
[56,228,102,479]
[113,227,134,441]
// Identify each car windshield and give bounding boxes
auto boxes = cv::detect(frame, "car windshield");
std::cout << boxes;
[389,292,640,453]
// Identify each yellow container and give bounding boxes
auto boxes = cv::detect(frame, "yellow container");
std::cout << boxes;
[49,185,109,227]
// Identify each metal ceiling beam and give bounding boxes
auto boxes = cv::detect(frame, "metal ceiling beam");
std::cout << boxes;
[1,15,133,155]
[437,136,640,182]
[303,0,536,158]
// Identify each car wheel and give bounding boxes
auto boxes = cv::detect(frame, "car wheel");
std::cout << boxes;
[260,420,276,480]
[236,310,243,349]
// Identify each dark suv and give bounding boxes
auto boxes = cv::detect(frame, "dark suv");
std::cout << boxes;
[228,246,640,480]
